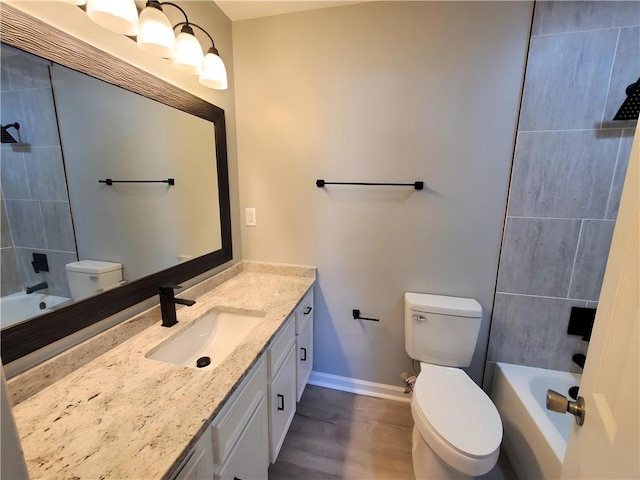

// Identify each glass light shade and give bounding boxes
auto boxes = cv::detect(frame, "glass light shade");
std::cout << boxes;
[172,31,203,75]
[86,0,139,36]
[58,0,87,5]
[199,52,228,90]
[137,6,175,58]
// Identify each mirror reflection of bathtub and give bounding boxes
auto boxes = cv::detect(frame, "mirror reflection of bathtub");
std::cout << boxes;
[491,362,582,479]
[0,292,71,329]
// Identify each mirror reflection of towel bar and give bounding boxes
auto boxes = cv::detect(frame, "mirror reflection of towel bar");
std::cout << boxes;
[99,178,175,185]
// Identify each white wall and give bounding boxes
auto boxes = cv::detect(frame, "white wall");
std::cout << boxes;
[233,2,533,386]
[7,0,241,264]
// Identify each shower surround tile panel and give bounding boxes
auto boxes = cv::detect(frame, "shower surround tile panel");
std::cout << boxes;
[532,1,640,36]
[1,198,12,248]
[4,200,46,248]
[568,220,616,301]
[497,217,581,297]
[508,130,620,218]
[607,131,635,219]
[0,90,22,129]
[40,201,75,252]
[487,293,585,371]
[24,147,68,201]
[1,248,22,296]
[519,28,618,131]
[603,26,640,125]
[9,262,315,480]
[1,43,51,90]
[18,87,60,147]
[0,148,31,199]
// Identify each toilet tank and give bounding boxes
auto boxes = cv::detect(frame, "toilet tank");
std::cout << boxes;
[404,293,482,367]
[65,260,123,301]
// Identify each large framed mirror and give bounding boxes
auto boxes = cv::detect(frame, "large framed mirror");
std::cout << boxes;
[0,4,233,365]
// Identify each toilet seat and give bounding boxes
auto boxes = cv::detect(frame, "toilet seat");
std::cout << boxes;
[412,363,502,476]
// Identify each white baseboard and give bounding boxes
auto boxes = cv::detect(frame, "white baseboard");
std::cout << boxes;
[308,371,412,403]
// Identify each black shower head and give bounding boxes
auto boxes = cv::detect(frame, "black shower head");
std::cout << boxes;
[1,122,20,143]
[613,78,640,121]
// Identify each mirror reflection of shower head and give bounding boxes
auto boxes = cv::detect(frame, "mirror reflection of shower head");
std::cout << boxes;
[1,122,20,144]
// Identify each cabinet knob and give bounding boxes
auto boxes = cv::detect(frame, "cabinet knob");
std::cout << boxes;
[301,347,307,362]
[277,394,285,411]
[304,306,312,315]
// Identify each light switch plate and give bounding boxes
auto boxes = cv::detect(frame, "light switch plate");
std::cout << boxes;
[245,207,257,226]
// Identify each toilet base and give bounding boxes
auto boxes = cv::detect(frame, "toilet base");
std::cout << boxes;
[412,427,472,480]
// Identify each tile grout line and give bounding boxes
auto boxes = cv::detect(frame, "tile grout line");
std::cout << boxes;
[509,215,615,221]
[518,127,625,133]
[531,24,634,38]
[567,219,584,301]
[495,291,593,303]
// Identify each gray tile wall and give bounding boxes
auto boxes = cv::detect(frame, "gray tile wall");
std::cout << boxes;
[0,45,77,299]
[486,1,639,383]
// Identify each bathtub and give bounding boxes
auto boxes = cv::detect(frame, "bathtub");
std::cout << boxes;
[0,291,71,329]
[491,362,581,479]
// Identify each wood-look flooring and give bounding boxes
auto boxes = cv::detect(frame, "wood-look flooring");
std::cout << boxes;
[268,385,517,480]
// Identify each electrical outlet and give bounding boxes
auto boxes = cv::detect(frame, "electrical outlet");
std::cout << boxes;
[245,207,257,226]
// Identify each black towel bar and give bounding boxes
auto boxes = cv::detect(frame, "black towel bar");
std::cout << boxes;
[99,178,175,186]
[316,179,423,190]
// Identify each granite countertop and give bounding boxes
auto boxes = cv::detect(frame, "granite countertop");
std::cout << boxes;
[10,262,315,480]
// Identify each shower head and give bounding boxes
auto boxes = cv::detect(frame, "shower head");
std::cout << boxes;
[1,122,20,144]
[613,78,640,121]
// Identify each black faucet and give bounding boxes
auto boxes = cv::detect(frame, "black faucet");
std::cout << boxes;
[158,285,196,327]
[25,282,48,294]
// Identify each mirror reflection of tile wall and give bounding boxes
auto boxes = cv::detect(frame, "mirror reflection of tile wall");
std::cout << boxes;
[0,45,77,299]
[486,1,639,382]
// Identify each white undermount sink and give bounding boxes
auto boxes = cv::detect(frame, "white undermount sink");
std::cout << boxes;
[146,308,266,369]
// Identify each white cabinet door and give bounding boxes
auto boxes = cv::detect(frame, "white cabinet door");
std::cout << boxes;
[216,397,269,480]
[268,345,297,463]
[172,430,215,480]
[296,316,313,402]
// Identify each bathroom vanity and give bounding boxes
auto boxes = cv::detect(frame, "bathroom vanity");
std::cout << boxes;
[7,262,315,479]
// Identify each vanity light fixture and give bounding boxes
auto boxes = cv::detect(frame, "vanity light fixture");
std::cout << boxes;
[200,41,228,90]
[170,21,228,90]
[172,22,204,74]
[86,0,139,36]
[137,1,175,58]
[57,0,228,90]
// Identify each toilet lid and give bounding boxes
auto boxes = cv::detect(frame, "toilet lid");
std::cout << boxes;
[413,363,502,458]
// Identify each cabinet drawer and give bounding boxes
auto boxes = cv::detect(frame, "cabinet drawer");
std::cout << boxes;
[268,345,297,463]
[296,317,313,402]
[215,397,269,480]
[295,289,314,334]
[267,316,295,380]
[211,356,267,465]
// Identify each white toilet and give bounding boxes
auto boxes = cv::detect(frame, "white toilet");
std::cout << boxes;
[65,260,123,300]
[405,292,502,479]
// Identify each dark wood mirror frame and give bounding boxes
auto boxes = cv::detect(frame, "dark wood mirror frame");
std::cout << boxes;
[0,4,233,365]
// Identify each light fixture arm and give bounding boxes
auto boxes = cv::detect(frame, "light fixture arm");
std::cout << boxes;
[156,1,190,23]
[173,21,219,55]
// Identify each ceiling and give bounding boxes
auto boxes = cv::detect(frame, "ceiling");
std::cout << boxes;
[214,1,363,21]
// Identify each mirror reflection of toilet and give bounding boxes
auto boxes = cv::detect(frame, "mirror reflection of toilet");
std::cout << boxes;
[405,293,502,479]
[65,261,123,301]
